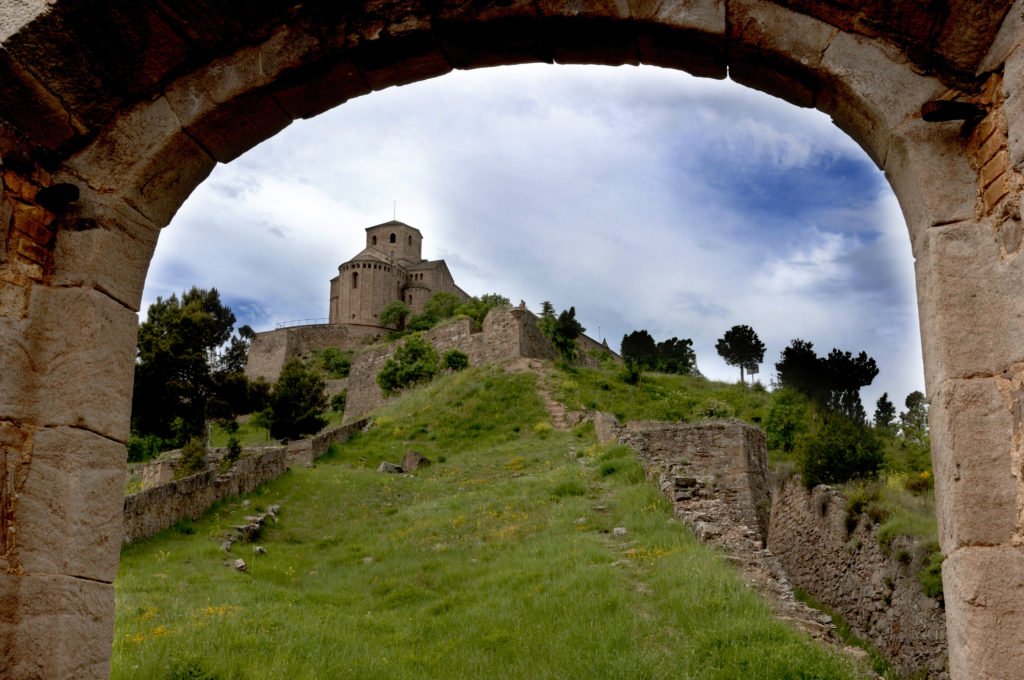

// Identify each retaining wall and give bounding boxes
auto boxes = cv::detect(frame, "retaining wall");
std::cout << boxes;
[122,419,368,543]
[769,478,948,679]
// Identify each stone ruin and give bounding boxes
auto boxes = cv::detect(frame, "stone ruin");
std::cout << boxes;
[3,2,1024,677]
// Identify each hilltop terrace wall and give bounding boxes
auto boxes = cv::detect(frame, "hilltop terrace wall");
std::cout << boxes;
[769,478,948,679]
[343,305,612,423]
[245,323,383,381]
[122,420,368,543]
[597,415,947,678]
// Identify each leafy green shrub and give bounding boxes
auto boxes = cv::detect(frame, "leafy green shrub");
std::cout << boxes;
[698,398,734,419]
[331,389,347,413]
[219,435,242,472]
[126,433,173,463]
[319,347,352,378]
[175,437,207,478]
[164,658,221,680]
[377,335,441,395]
[764,388,813,455]
[269,358,328,440]
[620,361,641,385]
[797,413,884,487]
[443,349,470,371]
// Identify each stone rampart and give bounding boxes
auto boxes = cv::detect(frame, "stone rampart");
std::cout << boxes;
[122,446,288,543]
[342,306,610,422]
[769,477,948,679]
[122,419,368,542]
[598,415,947,677]
[601,417,771,538]
[245,323,382,381]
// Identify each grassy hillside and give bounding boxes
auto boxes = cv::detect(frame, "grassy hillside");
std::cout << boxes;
[114,365,869,680]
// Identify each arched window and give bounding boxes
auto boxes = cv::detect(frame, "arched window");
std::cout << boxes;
[408,235,412,245]
[390,233,396,243]
[372,235,377,245]
[352,272,358,289]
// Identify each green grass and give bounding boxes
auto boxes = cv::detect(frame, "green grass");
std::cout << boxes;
[555,363,770,425]
[114,366,869,680]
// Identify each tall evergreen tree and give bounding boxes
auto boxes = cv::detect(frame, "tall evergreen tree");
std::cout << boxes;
[715,325,765,383]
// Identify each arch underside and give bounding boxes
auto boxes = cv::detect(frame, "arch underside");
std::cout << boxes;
[2,2,1024,679]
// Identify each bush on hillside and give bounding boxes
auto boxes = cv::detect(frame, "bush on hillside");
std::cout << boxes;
[269,358,328,440]
[127,433,174,463]
[764,388,813,455]
[377,335,442,395]
[331,389,347,413]
[443,349,470,371]
[175,437,208,478]
[797,413,884,487]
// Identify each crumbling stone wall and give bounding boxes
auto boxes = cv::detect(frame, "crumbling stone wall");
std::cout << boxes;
[598,416,771,538]
[123,420,367,542]
[245,323,381,381]
[343,306,610,422]
[769,478,948,679]
[122,446,288,543]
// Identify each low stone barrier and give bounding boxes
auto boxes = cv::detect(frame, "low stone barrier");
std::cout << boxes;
[122,419,369,543]
[597,413,948,677]
[769,478,948,679]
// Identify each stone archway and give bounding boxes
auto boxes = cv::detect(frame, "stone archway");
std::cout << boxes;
[1,2,1022,678]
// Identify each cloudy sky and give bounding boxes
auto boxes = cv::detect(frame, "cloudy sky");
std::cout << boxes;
[142,63,924,410]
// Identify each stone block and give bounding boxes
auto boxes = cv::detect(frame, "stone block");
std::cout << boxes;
[914,219,1024,388]
[631,0,726,79]
[0,572,114,680]
[977,0,1024,74]
[434,0,547,69]
[13,427,124,582]
[983,171,1011,212]
[182,90,293,163]
[52,191,158,312]
[0,50,81,151]
[536,0,637,65]
[63,96,216,228]
[944,545,1024,680]
[726,0,835,109]
[353,34,454,91]
[0,286,136,443]
[883,118,977,254]
[272,59,371,119]
[930,378,1018,552]
[819,31,946,168]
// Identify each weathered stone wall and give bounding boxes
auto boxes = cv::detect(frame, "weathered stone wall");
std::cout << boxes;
[597,414,948,677]
[600,417,771,538]
[342,306,610,422]
[245,323,381,381]
[122,419,368,542]
[122,446,288,543]
[769,478,948,679]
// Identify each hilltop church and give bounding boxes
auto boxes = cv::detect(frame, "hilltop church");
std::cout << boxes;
[330,220,470,325]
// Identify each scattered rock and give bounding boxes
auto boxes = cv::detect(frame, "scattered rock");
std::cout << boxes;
[377,461,403,473]
[591,505,607,512]
[242,500,250,507]
[693,521,722,540]
[401,450,431,471]
[233,559,248,572]
[362,556,374,564]
[613,527,628,538]
[575,517,587,525]
[220,538,235,553]
[674,476,697,488]
[253,546,267,555]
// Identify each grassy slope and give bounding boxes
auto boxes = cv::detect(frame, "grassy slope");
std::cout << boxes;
[114,365,867,680]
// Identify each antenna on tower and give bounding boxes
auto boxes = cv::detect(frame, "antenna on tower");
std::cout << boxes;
[393,200,396,221]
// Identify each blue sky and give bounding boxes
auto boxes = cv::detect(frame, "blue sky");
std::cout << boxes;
[142,63,924,410]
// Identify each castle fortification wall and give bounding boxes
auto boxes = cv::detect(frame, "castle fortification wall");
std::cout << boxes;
[245,323,382,381]
[769,478,948,679]
[343,306,594,422]
[596,415,948,678]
